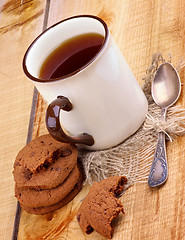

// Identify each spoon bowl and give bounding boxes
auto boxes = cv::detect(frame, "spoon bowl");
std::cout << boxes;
[148,62,181,187]
[151,62,181,108]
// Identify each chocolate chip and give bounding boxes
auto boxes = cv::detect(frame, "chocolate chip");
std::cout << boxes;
[61,148,72,157]
[23,168,33,180]
[86,225,93,234]
[55,167,61,171]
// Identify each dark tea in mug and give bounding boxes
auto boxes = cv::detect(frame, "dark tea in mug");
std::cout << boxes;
[39,33,104,80]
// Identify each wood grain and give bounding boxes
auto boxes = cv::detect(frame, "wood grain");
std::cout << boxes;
[1,0,185,239]
[0,0,47,239]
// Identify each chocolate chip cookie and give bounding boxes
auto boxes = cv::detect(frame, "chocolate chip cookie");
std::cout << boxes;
[76,176,128,239]
[14,134,74,173]
[15,163,81,208]
[13,145,77,189]
[21,172,84,215]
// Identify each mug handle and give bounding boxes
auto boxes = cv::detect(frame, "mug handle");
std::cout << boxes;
[45,96,94,146]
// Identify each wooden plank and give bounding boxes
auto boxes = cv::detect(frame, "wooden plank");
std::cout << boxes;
[19,0,185,239]
[1,0,185,239]
[0,0,47,239]
[19,1,185,239]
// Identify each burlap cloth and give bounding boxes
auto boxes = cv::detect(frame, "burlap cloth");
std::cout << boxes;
[79,53,185,186]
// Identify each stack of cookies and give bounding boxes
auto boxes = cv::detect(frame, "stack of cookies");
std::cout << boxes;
[13,134,84,215]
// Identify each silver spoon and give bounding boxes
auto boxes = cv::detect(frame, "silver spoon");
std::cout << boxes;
[148,62,181,187]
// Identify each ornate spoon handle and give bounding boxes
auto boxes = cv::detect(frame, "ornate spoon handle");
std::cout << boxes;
[148,131,168,187]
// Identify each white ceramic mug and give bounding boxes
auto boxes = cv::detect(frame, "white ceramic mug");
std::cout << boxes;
[23,15,148,150]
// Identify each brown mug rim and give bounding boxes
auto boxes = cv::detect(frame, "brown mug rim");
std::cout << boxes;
[22,15,109,83]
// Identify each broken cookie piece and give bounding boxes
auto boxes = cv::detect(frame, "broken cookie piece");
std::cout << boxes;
[76,176,128,239]
[14,134,72,173]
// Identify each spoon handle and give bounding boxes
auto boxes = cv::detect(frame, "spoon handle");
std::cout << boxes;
[148,131,168,187]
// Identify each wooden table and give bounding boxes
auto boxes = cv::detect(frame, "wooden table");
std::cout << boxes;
[1,0,185,239]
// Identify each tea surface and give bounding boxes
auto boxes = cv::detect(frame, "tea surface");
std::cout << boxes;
[39,33,104,79]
